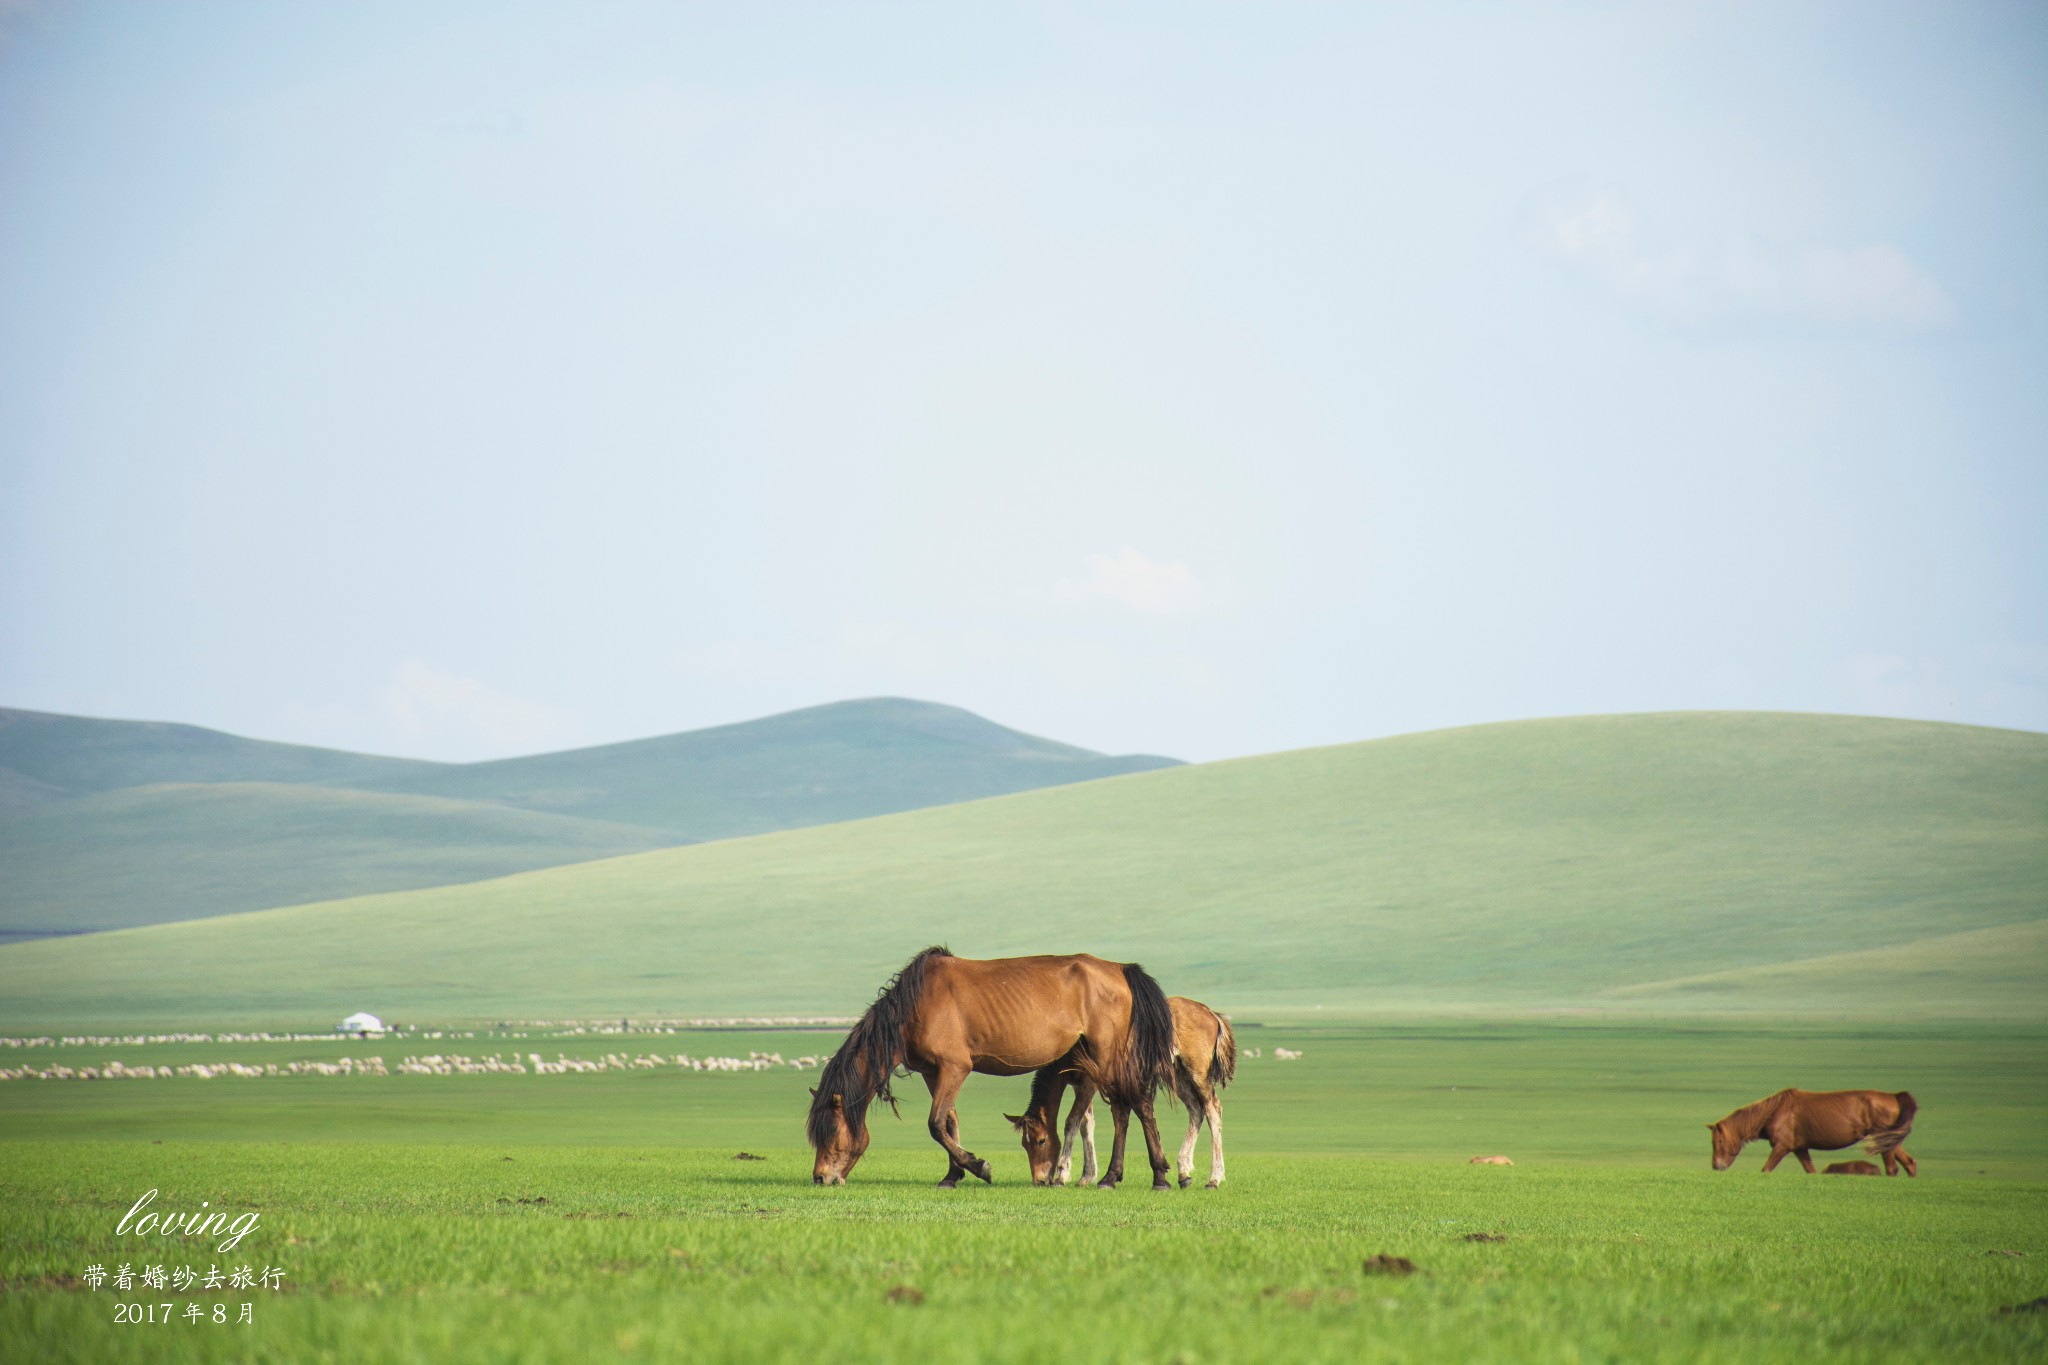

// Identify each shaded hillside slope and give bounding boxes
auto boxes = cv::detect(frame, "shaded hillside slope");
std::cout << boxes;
[0,707,435,802]
[1,712,2039,1028]
[0,698,1177,935]
[0,784,677,939]
[355,697,1181,836]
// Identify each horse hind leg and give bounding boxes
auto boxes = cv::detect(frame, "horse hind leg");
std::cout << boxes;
[1794,1148,1816,1174]
[1204,1096,1225,1188]
[1133,1092,1173,1191]
[1100,1103,1131,1191]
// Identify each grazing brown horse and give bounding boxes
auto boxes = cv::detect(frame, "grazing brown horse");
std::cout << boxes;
[1708,1089,1918,1175]
[1010,996,1236,1189]
[807,948,1177,1189]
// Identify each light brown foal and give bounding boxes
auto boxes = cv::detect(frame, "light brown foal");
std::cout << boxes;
[1011,996,1236,1189]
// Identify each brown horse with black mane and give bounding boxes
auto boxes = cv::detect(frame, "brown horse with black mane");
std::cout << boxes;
[1709,1089,1918,1175]
[807,948,1178,1189]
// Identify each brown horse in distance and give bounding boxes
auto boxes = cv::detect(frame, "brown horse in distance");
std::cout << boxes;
[1709,1089,1918,1175]
[1011,996,1236,1189]
[807,948,1177,1189]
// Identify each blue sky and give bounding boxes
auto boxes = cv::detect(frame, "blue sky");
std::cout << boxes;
[2,2,2042,762]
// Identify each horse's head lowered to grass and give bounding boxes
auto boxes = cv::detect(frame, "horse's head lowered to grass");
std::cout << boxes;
[1707,1119,1745,1171]
[808,1088,871,1185]
[807,946,950,1185]
[1006,1109,1060,1185]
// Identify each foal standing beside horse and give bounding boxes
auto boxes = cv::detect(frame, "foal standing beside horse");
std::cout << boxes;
[1708,1089,1918,1175]
[1009,996,1236,1189]
[807,948,1178,1189]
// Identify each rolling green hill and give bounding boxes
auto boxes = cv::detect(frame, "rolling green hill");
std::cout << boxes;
[0,698,1178,937]
[354,697,1182,836]
[1,712,2039,1029]
[0,783,677,939]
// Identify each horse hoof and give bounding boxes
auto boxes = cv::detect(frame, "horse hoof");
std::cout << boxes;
[1178,1175,1192,1189]
[972,1160,993,1184]
[1204,1181,1221,1190]
[1152,1180,1173,1192]
[937,1177,960,1189]
[1098,1180,1117,1192]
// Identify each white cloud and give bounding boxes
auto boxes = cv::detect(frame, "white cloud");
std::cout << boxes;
[1056,546,1202,616]
[381,660,577,756]
[1535,190,1956,333]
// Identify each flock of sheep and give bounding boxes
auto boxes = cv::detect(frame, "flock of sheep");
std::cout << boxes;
[0,1049,828,1082]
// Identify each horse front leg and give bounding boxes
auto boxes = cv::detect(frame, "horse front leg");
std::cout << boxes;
[1056,1078,1097,1186]
[1099,1102,1131,1190]
[926,1062,991,1187]
[923,1074,965,1187]
[1761,1145,1790,1172]
[1175,1081,1204,1189]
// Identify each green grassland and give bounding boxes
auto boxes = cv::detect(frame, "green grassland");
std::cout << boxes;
[1607,920,2048,1014]
[0,699,1177,938]
[4,712,2039,1028]
[2,1021,2044,1364]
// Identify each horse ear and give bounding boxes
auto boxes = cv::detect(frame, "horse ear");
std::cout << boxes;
[808,1087,818,1098]
[1005,1113,1027,1129]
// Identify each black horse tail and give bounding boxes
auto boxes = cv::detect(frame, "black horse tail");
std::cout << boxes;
[1112,962,1176,1107]
[1865,1091,1917,1157]
[1210,1013,1237,1091]
[807,946,950,1151]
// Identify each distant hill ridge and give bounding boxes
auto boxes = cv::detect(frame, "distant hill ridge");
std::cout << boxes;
[0,708,436,805]
[0,698,1180,938]
[345,697,1179,836]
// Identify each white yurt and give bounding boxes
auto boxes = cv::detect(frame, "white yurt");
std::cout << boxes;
[338,1012,386,1035]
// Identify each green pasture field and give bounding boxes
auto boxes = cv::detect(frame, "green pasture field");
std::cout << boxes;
[3,1020,2045,1363]
[8,713,2040,1030]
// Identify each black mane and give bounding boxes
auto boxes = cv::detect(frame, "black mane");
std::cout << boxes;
[806,946,951,1149]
